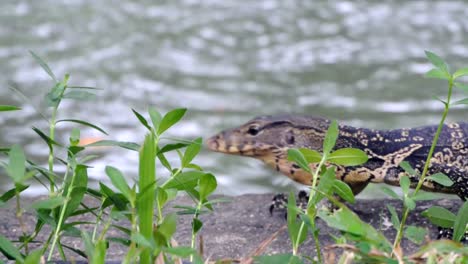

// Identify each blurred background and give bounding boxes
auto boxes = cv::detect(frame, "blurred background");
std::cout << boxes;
[0,0,467,197]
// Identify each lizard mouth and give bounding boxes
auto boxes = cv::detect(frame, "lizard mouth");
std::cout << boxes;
[206,134,274,157]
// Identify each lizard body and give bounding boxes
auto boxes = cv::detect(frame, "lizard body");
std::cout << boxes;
[207,115,468,200]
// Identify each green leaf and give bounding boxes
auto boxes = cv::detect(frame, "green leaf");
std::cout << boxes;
[454,82,468,93]
[157,108,187,135]
[159,213,177,240]
[404,196,416,211]
[85,140,139,151]
[399,161,417,176]
[425,51,449,73]
[333,180,355,203]
[453,201,468,242]
[149,107,162,132]
[159,143,190,154]
[312,167,336,204]
[68,85,101,90]
[422,206,456,228]
[32,127,62,150]
[182,138,202,167]
[452,98,468,105]
[198,173,217,200]
[92,240,107,264]
[56,119,108,135]
[453,67,468,79]
[63,91,96,101]
[0,234,24,261]
[163,246,197,258]
[132,109,151,131]
[404,226,426,245]
[254,254,303,264]
[318,205,391,249]
[69,128,80,146]
[386,205,400,231]
[46,77,68,107]
[323,120,338,154]
[24,249,43,264]
[432,95,447,105]
[6,144,26,183]
[30,196,66,210]
[425,68,450,80]
[30,50,57,82]
[138,133,156,263]
[0,184,28,203]
[380,186,401,200]
[63,165,88,217]
[426,173,453,187]
[156,187,168,209]
[412,192,437,201]
[157,152,172,172]
[106,166,132,203]
[0,105,21,112]
[286,192,307,249]
[399,176,410,195]
[356,242,371,254]
[163,171,207,190]
[287,149,310,173]
[81,231,94,259]
[192,218,203,234]
[131,233,153,249]
[298,148,322,163]
[328,148,368,166]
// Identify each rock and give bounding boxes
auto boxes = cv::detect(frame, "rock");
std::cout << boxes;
[0,194,462,262]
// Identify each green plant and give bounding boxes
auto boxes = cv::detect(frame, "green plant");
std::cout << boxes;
[281,120,368,262]
[388,51,468,254]
[0,52,218,263]
[259,51,468,263]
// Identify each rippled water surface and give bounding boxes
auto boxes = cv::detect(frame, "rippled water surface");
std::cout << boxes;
[1,0,467,196]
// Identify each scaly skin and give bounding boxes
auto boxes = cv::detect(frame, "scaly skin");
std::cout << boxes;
[207,115,468,200]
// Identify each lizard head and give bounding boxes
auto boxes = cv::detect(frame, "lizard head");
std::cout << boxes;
[207,115,330,182]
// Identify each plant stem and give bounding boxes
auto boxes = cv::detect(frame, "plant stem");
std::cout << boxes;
[293,156,327,260]
[123,207,138,264]
[15,188,28,254]
[47,168,77,261]
[48,108,57,193]
[190,205,201,262]
[92,201,106,242]
[392,78,453,255]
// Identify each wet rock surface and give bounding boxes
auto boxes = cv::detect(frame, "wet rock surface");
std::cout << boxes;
[0,194,462,262]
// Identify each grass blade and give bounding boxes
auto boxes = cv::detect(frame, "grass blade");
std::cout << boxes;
[0,234,24,261]
[453,201,468,242]
[0,105,21,111]
[85,140,139,151]
[138,133,156,264]
[56,119,108,135]
[132,109,151,131]
[30,50,57,82]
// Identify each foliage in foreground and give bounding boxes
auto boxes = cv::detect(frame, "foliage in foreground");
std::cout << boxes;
[276,51,468,263]
[0,51,467,264]
[0,52,217,263]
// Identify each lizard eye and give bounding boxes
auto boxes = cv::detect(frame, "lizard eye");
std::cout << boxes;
[247,126,260,136]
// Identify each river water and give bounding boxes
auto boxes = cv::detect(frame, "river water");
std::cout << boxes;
[1,0,467,196]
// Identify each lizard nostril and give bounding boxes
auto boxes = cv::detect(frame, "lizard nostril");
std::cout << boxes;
[206,136,220,150]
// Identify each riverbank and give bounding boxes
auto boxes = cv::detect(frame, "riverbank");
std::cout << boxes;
[0,194,462,262]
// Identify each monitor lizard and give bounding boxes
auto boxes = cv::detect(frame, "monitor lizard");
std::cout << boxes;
[207,115,468,200]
